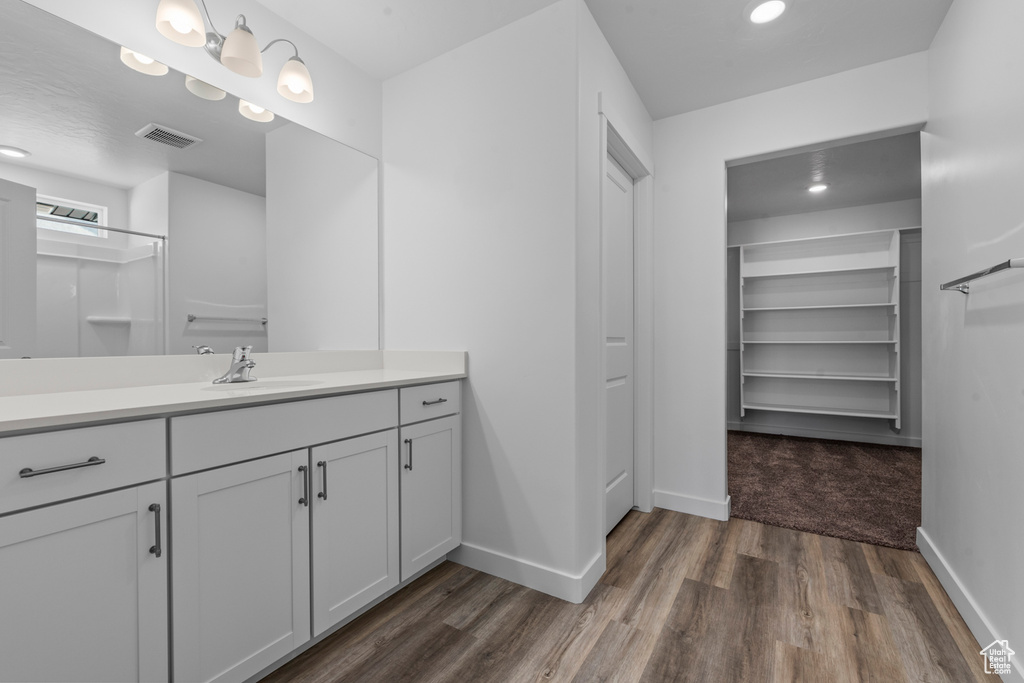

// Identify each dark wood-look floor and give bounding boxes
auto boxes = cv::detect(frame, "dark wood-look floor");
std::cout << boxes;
[260,509,990,683]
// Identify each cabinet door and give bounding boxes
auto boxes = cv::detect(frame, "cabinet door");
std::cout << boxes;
[400,415,461,580]
[172,451,310,683]
[0,482,168,683]
[311,430,399,636]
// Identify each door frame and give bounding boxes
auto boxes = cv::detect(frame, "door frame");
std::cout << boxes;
[598,101,654,529]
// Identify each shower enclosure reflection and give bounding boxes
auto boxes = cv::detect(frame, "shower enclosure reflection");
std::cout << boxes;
[36,217,165,357]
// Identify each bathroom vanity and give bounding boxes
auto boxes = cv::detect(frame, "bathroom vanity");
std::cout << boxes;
[0,350,465,683]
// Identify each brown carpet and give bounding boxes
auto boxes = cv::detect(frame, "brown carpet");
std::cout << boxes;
[728,431,922,551]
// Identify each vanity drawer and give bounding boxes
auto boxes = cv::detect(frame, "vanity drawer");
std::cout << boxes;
[0,420,166,516]
[171,389,398,475]
[400,381,461,425]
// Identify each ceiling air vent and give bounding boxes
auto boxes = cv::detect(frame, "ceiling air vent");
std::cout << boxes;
[135,123,203,150]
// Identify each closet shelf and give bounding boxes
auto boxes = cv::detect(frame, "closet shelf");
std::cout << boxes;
[742,303,896,312]
[741,265,896,280]
[738,228,901,428]
[742,402,899,420]
[743,372,897,382]
[741,340,896,345]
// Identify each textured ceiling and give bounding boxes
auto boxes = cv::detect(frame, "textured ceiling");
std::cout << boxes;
[727,132,922,223]
[256,0,953,120]
[0,0,289,195]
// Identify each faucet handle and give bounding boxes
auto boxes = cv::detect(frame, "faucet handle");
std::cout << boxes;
[192,345,214,355]
[232,345,253,362]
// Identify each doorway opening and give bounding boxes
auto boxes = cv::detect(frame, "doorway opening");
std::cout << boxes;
[725,131,923,550]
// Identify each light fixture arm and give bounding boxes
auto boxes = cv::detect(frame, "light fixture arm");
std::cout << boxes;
[260,38,301,59]
[196,0,221,38]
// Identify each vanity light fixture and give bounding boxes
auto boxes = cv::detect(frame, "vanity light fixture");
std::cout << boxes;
[748,0,787,24]
[0,145,31,159]
[238,99,274,123]
[185,75,227,100]
[808,183,829,193]
[119,46,170,76]
[155,0,314,103]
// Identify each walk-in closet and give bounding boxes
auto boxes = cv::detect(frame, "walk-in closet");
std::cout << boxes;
[725,132,923,550]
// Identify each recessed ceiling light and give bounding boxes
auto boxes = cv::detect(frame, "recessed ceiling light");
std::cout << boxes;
[0,145,31,159]
[808,183,829,193]
[749,0,787,24]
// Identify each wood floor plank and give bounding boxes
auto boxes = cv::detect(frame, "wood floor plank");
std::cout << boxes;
[820,536,885,615]
[861,542,922,582]
[836,606,909,683]
[764,525,831,653]
[531,582,630,682]
[772,641,833,683]
[613,511,703,635]
[600,507,673,590]
[910,554,989,683]
[875,574,982,683]
[638,578,730,683]
[569,619,658,683]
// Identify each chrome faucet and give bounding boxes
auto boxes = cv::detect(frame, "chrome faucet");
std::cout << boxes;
[212,346,257,384]
[192,345,215,355]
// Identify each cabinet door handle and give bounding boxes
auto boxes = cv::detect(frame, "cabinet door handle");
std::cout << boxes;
[19,455,105,478]
[404,438,413,471]
[298,465,309,507]
[317,460,328,500]
[148,503,162,558]
[422,398,448,406]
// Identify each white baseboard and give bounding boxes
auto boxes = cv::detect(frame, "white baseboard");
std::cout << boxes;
[727,421,922,448]
[447,542,604,604]
[917,527,1024,682]
[653,490,731,521]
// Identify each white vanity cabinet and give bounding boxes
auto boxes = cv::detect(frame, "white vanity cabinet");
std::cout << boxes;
[399,382,462,581]
[311,429,399,636]
[171,450,310,683]
[0,421,168,683]
[169,391,400,683]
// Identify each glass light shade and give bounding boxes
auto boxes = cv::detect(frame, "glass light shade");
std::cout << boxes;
[0,146,30,158]
[221,25,263,77]
[276,57,314,103]
[155,0,206,47]
[749,0,786,23]
[185,75,226,101]
[120,47,170,76]
[239,100,275,123]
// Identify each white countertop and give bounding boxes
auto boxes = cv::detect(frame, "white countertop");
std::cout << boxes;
[0,351,466,434]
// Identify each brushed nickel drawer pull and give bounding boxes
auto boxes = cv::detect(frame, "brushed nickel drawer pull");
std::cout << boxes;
[317,460,328,500]
[404,438,413,471]
[19,456,106,478]
[422,398,448,406]
[149,503,162,558]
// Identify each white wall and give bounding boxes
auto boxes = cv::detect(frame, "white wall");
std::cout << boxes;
[653,53,929,520]
[22,0,382,158]
[130,173,170,238]
[266,123,379,352]
[920,0,1024,676]
[166,173,267,355]
[726,200,923,446]
[384,0,651,602]
[384,1,582,598]
[0,160,130,228]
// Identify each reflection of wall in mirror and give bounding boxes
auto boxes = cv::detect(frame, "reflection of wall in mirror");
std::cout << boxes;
[266,124,380,351]
[162,173,268,355]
